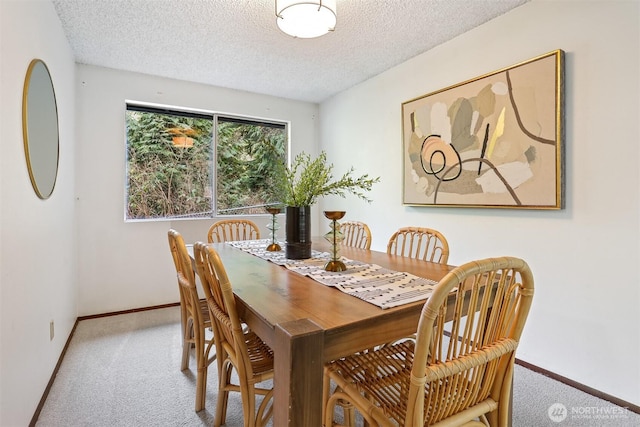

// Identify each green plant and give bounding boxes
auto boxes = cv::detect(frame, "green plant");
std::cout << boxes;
[275,151,380,207]
[125,110,212,219]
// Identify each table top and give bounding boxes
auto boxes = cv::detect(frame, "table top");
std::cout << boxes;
[209,239,454,359]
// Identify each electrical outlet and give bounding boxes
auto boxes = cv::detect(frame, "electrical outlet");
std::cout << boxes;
[50,320,54,341]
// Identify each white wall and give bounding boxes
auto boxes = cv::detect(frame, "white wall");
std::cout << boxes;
[2,1,638,424]
[0,0,77,425]
[319,0,639,405]
[75,64,319,316]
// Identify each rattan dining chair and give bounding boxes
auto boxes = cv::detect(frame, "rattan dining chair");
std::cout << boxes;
[387,226,450,264]
[340,220,372,250]
[323,256,534,427]
[193,242,275,427]
[207,219,261,243]
[167,229,216,412]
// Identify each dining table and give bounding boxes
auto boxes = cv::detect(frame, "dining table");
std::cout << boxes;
[198,238,454,426]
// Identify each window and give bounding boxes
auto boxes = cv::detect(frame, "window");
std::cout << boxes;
[125,104,287,220]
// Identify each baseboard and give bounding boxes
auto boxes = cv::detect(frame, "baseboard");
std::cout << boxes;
[515,358,640,415]
[29,317,79,427]
[77,302,180,321]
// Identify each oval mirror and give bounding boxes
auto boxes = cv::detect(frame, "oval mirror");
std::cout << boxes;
[22,59,59,199]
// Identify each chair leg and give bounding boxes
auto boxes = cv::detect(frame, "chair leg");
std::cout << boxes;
[181,340,191,370]
[181,322,193,370]
[342,402,356,426]
[242,386,256,427]
[325,393,353,427]
[255,389,274,427]
[195,364,208,411]
[215,362,232,427]
[193,324,215,412]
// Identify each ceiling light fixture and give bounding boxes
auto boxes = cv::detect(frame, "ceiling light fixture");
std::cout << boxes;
[275,0,337,39]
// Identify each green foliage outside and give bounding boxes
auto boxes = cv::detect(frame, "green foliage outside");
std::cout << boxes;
[126,111,212,219]
[126,110,286,220]
[216,120,286,214]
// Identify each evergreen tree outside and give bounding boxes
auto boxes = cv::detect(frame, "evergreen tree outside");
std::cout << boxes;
[125,107,286,220]
[216,118,287,215]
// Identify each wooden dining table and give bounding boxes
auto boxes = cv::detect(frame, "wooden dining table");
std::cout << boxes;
[202,239,454,426]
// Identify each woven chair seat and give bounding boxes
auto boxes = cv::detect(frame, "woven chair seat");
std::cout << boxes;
[329,340,415,424]
[328,339,515,426]
[244,331,275,374]
[324,257,535,427]
[208,302,274,377]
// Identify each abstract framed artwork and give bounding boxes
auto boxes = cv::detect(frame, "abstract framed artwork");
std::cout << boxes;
[402,50,564,209]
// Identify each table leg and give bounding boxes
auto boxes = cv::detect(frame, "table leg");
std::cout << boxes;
[273,319,324,426]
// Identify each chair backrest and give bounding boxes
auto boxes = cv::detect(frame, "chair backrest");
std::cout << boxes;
[207,219,261,243]
[340,221,372,250]
[387,226,449,264]
[193,242,257,376]
[406,256,534,426]
[168,229,206,341]
[168,229,195,284]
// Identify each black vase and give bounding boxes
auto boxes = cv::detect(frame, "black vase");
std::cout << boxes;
[285,206,312,259]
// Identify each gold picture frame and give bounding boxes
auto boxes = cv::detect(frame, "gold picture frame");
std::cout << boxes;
[402,50,564,209]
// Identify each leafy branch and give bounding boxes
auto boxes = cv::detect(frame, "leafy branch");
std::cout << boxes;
[276,151,380,207]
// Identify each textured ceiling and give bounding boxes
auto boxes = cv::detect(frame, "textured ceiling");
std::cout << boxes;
[52,0,529,103]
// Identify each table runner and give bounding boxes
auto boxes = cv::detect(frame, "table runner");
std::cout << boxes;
[227,239,438,309]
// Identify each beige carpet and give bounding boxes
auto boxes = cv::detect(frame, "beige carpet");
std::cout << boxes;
[35,306,639,426]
